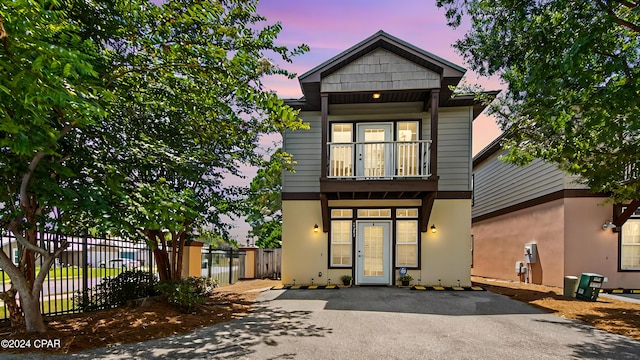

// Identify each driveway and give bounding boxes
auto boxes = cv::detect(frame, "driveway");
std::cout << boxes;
[6,287,640,359]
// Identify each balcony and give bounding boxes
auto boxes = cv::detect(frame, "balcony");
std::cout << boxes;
[327,140,432,179]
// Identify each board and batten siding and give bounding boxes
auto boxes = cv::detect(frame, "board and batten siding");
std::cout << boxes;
[282,104,473,193]
[472,150,589,218]
[282,112,321,193]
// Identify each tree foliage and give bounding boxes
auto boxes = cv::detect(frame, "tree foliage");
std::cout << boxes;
[438,0,640,202]
[0,0,307,332]
[244,149,293,248]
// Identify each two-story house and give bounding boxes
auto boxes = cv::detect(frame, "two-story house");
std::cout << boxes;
[281,31,495,287]
[472,134,640,290]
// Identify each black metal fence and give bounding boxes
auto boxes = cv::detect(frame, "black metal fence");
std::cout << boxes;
[0,230,156,320]
[200,247,245,287]
[0,230,258,321]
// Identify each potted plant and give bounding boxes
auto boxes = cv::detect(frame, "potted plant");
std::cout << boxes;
[398,274,413,286]
[340,275,352,286]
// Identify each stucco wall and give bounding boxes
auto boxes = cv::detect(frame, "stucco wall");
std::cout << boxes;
[282,199,472,287]
[281,200,328,285]
[563,198,638,289]
[471,199,566,287]
[420,199,472,287]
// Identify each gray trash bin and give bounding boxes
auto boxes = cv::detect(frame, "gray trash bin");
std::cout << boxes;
[563,276,579,298]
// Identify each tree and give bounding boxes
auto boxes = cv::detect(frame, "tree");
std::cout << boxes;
[244,149,293,248]
[437,1,640,202]
[0,0,111,332]
[0,0,307,332]
[91,0,307,281]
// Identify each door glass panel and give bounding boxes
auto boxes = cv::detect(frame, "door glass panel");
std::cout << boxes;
[357,123,392,177]
[363,225,384,276]
[364,129,386,177]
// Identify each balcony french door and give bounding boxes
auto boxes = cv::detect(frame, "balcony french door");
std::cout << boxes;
[357,123,393,178]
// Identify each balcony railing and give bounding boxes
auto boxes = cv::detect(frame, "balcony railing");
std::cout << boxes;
[623,163,639,183]
[327,140,431,179]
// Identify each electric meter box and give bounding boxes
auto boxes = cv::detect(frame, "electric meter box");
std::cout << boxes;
[524,243,537,264]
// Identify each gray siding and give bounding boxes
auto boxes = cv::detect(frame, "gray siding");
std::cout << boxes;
[321,48,440,92]
[472,150,589,218]
[437,108,472,191]
[283,112,321,193]
[283,104,473,193]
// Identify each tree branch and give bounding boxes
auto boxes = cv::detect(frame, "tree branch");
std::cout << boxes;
[598,0,640,33]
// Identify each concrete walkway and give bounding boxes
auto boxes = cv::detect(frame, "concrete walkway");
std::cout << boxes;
[3,287,640,359]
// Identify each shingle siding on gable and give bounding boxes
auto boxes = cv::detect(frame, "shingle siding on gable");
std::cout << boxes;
[472,150,590,218]
[321,48,440,92]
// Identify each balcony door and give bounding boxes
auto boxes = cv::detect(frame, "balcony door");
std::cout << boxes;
[357,123,393,178]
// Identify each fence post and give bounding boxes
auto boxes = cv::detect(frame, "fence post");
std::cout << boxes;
[228,248,233,285]
[148,244,153,286]
[82,234,89,307]
[206,246,211,279]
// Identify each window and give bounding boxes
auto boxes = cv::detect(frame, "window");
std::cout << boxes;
[331,209,353,218]
[397,122,419,176]
[12,248,19,265]
[396,220,418,267]
[330,124,353,177]
[621,219,640,270]
[331,220,352,266]
[357,209,391,218]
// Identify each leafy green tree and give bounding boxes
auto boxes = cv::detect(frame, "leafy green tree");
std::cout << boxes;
[92,0,308,280]
[437,0,640,202]
[0,0,112,332]
[0,0,307,332]
[244,149,294,248]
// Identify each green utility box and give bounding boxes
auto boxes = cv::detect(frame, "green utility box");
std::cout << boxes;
[575,273,604,301]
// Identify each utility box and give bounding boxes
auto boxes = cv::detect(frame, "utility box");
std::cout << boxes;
[563,276,579,298]
[575,273,604,301]
[524,243,537,263]
[515,261,525,275]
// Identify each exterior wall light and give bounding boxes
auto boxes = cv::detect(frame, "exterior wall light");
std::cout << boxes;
[314,224,319,233]
[602,221,616,230]
[431,224,437,233]
[372,92,381,99]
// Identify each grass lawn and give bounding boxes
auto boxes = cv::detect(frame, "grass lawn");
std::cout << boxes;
[0,298,76,320]
[2,266,153,283]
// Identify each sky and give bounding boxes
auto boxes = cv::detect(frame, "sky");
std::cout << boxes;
[229,0,505,243]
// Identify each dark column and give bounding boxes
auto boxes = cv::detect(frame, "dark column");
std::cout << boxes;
[430,89,439,179]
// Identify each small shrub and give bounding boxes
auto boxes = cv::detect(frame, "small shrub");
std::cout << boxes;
[155,276,217,313]
[75,270,158,311]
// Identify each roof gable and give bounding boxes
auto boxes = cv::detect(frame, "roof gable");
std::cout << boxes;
[300,30,465,84]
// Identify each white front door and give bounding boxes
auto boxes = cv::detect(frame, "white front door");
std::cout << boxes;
[356,221,391,285]
[356,123,393,178]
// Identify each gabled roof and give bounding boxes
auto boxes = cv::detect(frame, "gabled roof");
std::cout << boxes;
[299,30,466,83]
[295,30,468,110]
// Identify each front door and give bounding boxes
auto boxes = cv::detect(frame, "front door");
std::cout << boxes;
[356,123,393,178]
[356,221,391,285]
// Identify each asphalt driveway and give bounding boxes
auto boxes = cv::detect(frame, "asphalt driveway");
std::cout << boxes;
[5,287,640,359]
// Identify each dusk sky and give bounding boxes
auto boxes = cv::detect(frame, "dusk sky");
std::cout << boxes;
[231,0,505,243]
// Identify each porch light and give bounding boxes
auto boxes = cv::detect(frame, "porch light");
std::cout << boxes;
[602,221,616,230]
[314,224,319,233]
[372,92,381,99]
[431,224,437,233]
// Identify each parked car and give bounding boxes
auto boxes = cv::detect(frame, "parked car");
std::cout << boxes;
[99,258,140,269]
